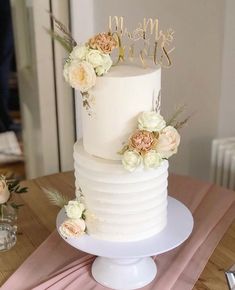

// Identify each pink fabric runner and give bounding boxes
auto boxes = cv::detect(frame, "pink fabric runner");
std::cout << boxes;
[2,174,235,290]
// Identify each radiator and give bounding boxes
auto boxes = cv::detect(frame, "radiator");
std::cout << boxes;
[210,137,235,190]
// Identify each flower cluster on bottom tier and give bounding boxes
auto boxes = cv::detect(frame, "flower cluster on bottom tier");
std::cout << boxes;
[74,141,169,242]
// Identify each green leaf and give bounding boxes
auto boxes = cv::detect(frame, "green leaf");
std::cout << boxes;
[117,144,129,155]
[15,185,20,191]
[14,186,28,194]
[8,180,19,191]
[19,187,28,193]
[10,202,24,209]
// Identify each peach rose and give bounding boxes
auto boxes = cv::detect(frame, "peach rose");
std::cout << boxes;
[0,178,10,204]
[64,60,96,92]
[156,126,180,158]
[129,130,157,154]
[59,219,86,238]
[88,33,117,54]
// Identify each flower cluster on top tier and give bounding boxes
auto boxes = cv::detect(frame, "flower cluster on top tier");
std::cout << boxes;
[59,200,86,238]
[120,111,180,171]
[63,33,117,92]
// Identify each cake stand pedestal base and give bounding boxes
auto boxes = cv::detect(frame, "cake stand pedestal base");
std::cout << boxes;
[92,256,157,290]
[57,197,194,290]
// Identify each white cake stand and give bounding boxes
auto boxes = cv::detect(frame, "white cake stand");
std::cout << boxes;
[56,197,194,290]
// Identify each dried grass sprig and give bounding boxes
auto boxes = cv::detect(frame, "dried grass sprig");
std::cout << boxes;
[49,12,77,48]
[42,187,70,208]
[166,104,192,129]
[174,115,192,129]
[45,29,73,52]
[166,104,186,127]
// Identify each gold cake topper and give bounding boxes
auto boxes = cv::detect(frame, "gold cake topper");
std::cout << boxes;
[108,16,175,68]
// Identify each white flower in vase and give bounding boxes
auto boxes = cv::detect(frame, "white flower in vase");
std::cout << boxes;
[0,179,10,204]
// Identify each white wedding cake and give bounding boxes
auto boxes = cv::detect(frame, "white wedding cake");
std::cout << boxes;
[59,18,180,242]
[73,64,169,241]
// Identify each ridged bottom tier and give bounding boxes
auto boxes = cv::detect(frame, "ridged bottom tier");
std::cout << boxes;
[74,141,169,241]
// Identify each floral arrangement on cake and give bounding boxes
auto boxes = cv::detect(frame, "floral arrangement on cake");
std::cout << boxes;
[43,187,86,238]
[59,200,86,238]
[119,106,190,171]
[48,15,175,115]
[47,14,118,115]
[63,33,117,91]
[44,15,188,240]
[63,33,117,115]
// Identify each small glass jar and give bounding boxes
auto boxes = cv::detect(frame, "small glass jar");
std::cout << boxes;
[0,204,17,252]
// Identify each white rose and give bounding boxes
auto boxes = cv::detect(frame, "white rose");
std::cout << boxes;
[65,200,85,219]
[0,179,10,204]
[95,54,112,76]
[59,219,86,238]
[122,150,142,171]
[86,49,104,68]
[65,60,96,92]
[156,126,180,158]
[138,111,166,132]
[69,45,89,61]
[95,66,105,76]
[143,151,162,169]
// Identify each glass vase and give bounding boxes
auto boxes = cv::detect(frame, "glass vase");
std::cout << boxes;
[0,204,17,252]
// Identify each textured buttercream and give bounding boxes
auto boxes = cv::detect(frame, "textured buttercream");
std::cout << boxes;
[74,141,168,242]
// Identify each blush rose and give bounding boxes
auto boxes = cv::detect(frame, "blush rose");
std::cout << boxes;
[156,126,180,158]
[59,219,86,238]
[64,60,96,92]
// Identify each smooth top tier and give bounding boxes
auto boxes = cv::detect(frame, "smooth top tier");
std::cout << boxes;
[81,64,161,160]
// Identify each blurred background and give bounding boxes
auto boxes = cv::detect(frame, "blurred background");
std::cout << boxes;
[0,0,235,187]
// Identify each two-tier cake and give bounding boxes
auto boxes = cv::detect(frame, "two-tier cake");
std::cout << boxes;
[58,17,180,242]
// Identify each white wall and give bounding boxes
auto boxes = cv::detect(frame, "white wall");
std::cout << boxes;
[70,0,95,139]
[218,0,235,138]
[71,0,233,181]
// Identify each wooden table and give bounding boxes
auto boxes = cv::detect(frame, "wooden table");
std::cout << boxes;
[0,172,234,289]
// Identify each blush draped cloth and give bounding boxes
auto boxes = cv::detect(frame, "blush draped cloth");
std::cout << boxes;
[2,174,235,290]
